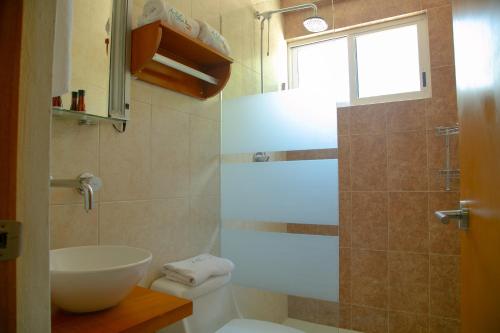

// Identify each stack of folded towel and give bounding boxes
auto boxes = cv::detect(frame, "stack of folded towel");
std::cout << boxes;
[138,0,231,56]
[162,254,234,286]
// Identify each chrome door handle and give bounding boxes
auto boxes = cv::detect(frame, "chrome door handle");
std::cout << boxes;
[434,202,469,230]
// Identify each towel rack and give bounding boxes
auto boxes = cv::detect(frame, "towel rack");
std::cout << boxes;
[131,21,233,100]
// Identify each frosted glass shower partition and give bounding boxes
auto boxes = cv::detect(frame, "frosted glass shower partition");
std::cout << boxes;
[221,89,339,302]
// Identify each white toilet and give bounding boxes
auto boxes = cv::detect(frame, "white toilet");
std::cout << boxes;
[151,274,304,333]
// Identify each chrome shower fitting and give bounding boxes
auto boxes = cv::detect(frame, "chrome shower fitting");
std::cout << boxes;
[50,173,102,212]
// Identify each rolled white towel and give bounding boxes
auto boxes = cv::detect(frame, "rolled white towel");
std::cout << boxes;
[162,254,234,287]
[197,20,231,56]
[139,0,200,38]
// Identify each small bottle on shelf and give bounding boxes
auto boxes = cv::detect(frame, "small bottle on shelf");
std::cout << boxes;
[70,91,78,111]
[52,96,62,108]
[77,90,86,112]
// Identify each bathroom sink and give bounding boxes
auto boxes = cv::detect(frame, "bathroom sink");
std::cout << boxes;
[50,245,152,313]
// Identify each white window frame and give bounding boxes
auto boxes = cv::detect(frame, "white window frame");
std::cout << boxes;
[288,13,432,107]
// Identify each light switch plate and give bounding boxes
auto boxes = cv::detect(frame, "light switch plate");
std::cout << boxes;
[0,220,22,261]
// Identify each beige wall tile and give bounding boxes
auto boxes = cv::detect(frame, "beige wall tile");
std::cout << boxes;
[190,116,220,197]
[50,204,99,249]
[99,100,152,202]
[151,106,190,199]
[99,200,154,285]
[422,0,451,9]
[50,119,99,204]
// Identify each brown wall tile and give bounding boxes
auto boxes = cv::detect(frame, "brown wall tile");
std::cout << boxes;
[430,255,460,318]
[428,192,460,255]
[339,135,351,192]
[386,100,426,133]
[333,0,421,29]
[351,249,388,308]
[389,192,429,253]
[351,305,388,333]
[352,192,388,250]
[350,104,387,135]
[338,107,350,136]
[340,191,352,247]
[388,252,429,313]
[351,134,387,191]
[340,247,351,304]
[387,131,428,191]
[426,66,458,129]
[429,316,460,333]
[422,0,451,9]
[388,311,429,333]
[428,5,454,68]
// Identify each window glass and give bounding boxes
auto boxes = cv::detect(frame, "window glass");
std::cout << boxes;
[294,38,350,105]
[356,24,421,98]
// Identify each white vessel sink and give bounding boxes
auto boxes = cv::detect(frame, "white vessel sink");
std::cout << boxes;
[50,245,152,313]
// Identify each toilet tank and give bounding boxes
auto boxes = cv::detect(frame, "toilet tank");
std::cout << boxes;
[152,274,240,333]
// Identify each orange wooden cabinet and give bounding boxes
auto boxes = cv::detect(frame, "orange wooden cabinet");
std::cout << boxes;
[131,21,233,100]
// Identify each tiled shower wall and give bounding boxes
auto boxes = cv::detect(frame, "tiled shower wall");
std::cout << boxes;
[49,0,286,310]
[283,1,461,332]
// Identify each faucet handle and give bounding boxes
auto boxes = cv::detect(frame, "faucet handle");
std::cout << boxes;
[79,173,102,191]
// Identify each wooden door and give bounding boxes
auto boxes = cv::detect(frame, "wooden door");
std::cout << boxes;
[0,0,23,332]
[452,0,500,332]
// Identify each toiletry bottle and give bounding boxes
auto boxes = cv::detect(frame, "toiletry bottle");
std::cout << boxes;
[70,91,78,111]
[52,96,62,108]
[77,90,86,112]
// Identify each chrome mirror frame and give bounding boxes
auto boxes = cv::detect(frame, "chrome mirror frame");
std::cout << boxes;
[108,0,131,121]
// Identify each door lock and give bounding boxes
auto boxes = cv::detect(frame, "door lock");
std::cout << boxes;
[434,201,469,230]
[0,220,22,261]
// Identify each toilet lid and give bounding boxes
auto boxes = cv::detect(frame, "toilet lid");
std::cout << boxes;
[216,319,304,333]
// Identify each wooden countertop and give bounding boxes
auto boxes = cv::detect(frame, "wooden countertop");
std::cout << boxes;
[52,286,192,333]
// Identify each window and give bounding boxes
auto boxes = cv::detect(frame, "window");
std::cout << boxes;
[289,14,431,106]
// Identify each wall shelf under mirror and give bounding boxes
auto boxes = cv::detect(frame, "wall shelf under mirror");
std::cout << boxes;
[52,108,127,130]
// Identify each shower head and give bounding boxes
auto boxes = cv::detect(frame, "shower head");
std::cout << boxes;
[256,3,328,33]
[303,16,328,33]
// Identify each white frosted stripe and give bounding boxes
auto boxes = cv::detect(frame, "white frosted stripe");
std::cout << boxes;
[222,89,337,154]
[222,160,339,225]
[221,229,339,302]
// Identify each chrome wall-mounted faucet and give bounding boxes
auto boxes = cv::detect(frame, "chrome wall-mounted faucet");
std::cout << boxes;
[50,173,102,212]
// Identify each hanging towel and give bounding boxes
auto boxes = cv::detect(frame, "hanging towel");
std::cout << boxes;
[138,0,200,38]
[52,0,73,97]
[197,20,231,56]
[162,254,234,286]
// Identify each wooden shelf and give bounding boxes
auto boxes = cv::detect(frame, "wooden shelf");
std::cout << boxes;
[52,286,192,333]
[131,20,233,100]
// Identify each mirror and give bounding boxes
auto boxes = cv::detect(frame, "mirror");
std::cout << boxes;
[60,0,130,120]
